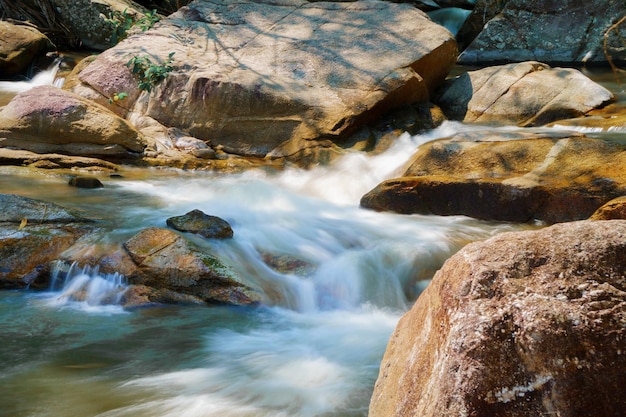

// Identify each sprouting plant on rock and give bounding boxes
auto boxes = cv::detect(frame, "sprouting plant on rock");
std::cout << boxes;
[108,91,128,104]
[127,52,175,92]
[105,8,160,44]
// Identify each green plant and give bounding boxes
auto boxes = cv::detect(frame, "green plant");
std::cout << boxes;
[136,10,160,32]
[105,8,160,44]
[127,52,175,92]
[108,91,128,104]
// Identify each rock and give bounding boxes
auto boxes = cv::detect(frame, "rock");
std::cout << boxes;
[0,86,150,158]
[0,21,54,78]
[0,147,120,171]
[123,227,261,305]
[48,0,149,51]
[360,130,626,223]
[434,62,614,127]
[0,193,94,288]
[120,284,206,308]
[590,196,626,220]
[68,176,104,188]
[369,220,626,417]
[166,209,233,239]
[456,0,509,50]
[458,0,626,65]
[69,0,457,160]
[0,193,89,223]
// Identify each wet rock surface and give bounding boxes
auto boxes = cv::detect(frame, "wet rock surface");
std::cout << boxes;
[361,130,626,223]
[123,227,261,306]
[166,209,233,239]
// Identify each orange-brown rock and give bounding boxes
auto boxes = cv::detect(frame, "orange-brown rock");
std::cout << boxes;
[369,220,626,417]
[590,196,626,220]
[0,21,54,78]
[123,227,261,306]
[361,130,626,223]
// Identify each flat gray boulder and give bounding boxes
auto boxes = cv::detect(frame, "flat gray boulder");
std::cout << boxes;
[69,0,457,158]
[459,0,626,65]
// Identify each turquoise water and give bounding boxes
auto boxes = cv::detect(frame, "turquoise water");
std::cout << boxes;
[0,122,528,417]
[2,65,623,417]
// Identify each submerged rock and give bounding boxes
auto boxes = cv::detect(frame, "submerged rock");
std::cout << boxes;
[361,130,626,223]
[369,220,626,417]
[434,61,614,126]
[123,227,260,306]
[68,176,104,188]
[68,0,457,161]
[0,193,95,288]
[166,209,233,239]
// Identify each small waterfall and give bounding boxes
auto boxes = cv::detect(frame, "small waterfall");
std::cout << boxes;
[49,262,128,308]
[0,59,64,94]
[428,8,472,36]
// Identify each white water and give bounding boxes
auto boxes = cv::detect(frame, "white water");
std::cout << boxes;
[0,59,64,94]
[1,122,530,417]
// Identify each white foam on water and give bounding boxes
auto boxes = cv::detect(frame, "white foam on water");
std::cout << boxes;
[97,306,400,417]
[0,59,63,94]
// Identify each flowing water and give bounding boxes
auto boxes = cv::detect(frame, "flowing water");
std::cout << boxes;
[0,64,623,417]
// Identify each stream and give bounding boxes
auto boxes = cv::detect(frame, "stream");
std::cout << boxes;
[0,63,623,417]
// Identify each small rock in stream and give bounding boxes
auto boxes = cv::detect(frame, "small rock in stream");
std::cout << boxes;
[166,209,234,239]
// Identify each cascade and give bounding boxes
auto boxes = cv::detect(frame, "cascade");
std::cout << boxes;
[49,261,128,307]
[0,59,64,94]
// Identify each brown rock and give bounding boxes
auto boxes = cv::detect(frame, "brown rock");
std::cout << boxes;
[370,220,626,417]
[69,0,457,159]
[0,85,149,157]
[0,147,119,170]
[0,21,54,78]
[590,196,626,220]
[123,227,261,305]
[361,131,626,223]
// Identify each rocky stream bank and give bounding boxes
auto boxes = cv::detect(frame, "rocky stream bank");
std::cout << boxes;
[1,1,625,416]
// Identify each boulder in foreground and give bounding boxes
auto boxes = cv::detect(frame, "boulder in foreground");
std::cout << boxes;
[370,220,626,417]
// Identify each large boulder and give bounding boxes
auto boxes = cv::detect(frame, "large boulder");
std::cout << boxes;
[68,0,457,160]
[433,62,614,126]
[0,194,94,289]
[360,130,626,223]
[0,21,54,78]
[123,227,261,305]
[0,85,150,159]
[458,0,626,65]
[369,220,626,417]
